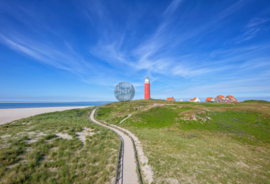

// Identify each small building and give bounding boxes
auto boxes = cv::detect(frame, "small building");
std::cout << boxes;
[167,97,176,101]
[190,97,200,102]
[179,99,183,102]
[214,95,227,102]
[214,95,237,102]
[205,97,214,102]
[226,95,238,102]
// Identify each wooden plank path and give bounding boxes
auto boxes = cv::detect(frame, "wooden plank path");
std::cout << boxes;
[89,108,139,184]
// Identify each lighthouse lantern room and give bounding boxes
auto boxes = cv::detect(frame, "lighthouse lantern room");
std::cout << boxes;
[144,76,150,99]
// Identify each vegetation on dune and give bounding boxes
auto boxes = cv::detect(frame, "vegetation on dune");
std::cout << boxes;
[1,100,269,184]
[128,127,270,184]
[243,100,270,103]
[126,106,192,128]
[96,99,270,184]
[0,107,119,184]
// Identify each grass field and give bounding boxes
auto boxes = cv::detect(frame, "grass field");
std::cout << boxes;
[0,107,119,184]
[96,100,270,184]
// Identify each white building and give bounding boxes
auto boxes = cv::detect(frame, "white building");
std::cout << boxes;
[190,97,200,102]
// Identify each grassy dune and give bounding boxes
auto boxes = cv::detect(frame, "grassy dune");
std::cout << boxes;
[96,100,270,184]
[0,107,119,184]
[243,100,270,104]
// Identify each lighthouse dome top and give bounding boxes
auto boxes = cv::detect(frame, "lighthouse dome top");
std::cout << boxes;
[145,76,150,83]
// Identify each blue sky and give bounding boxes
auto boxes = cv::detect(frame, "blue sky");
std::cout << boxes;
[0,0,270,102]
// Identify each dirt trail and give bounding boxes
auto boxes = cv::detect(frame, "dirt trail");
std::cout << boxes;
[119,114,132,124]
[90,108,138,184]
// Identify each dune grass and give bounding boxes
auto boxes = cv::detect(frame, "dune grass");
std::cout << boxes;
[0,107,119,184]
[96,100,270,184]
[126,127,270,184]
[125,106,191,128]
[243,100,270,103]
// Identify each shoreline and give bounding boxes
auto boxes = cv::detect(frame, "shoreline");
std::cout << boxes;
[0,106,91,125]
[0,102,112,109]
[0,105,93,110]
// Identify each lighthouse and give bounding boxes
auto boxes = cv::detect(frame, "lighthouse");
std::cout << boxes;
[144,76,150,99]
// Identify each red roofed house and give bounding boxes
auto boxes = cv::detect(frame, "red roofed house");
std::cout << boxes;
[214,95,229,102]
[214,95,237,102]
[226,95,238,102]
[190,97,200,102]
[167,97,176,101]
[205,97,214,102]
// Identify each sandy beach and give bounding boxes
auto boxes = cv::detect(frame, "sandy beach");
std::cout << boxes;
[0,106,90,125]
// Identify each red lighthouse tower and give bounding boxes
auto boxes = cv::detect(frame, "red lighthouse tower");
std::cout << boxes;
[144,76,150,99]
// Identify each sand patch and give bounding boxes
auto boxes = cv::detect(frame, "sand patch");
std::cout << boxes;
[7,163,19,169]
[0,143,10,148]
[25,131,47,143]
[26,139,38,144]
[56,133,72,140]
[25,126,36,131]
[50,147,58,152]
[28,131,46,136]
[153,103,164,107]
[49,168,58,172]
[162,178,178,184]
[22,121,32,125]
[1,134,11,139]
[76,127,95,146]
[236,161,249,168]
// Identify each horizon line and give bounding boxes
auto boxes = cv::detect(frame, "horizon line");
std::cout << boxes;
[0,101,116,103]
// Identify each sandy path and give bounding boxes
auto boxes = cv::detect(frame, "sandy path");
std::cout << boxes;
[0,106,89,125]
[119,114,131,124]
[90,108,138,184]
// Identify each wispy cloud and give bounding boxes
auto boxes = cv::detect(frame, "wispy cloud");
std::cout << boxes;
[235,28,261,43]
[246,18,269,28]
[0,34,89,73]
[235,17,269,43]
[0,32,122,87]
[86,0,270,87]
[163,0,183,17]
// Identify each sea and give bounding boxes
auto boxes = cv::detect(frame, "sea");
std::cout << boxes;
[0,102,113,109]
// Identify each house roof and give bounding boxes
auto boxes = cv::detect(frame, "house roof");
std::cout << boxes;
[227,95,238,101]
[218,95,225,99]
[190,97,196,101]
[167,97,175,101]
[206,97,213,101]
